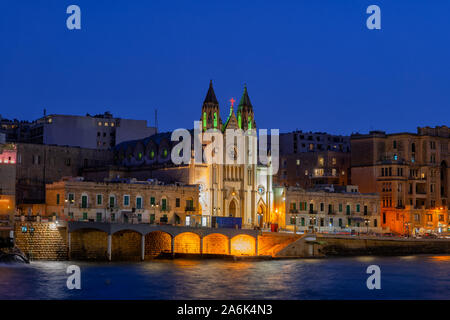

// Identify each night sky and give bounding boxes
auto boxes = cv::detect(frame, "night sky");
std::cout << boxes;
[1,0,449,134]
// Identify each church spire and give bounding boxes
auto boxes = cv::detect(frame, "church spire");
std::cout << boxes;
[201,80,222,131]
[238,84,253,112]
[237,84,256,131]
[203,80,218,105]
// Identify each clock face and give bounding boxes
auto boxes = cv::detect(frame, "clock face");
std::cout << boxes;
[258,185,265,195]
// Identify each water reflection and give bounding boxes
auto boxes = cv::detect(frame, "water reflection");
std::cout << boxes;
[0,255,448,300]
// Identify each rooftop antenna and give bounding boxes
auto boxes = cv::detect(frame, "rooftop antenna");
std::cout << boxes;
[155,109,158,133]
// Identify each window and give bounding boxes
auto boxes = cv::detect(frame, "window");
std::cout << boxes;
[186,199,194,210]
[364,205,368,215]
[309,203,314,213]
[56,194,60,205]
[339,203,343,212]
[124,195,130,206]
[318,157,324,166]
[83,212,88,220]
[346,205,351,215]
[374,219,377,227]
[136,197,142,209]
[339,218,343,227]
[150,197,155,205]
[356,204,360,213]
[68,193,75,202]
[320,203,324,212]
[81,195,88,208]
[109,196,115,208]
[161,198,167,211]
[96,212,102,222]
[138,214,142,222]
[111,213,115,222]
[97,194,102,205]
[176,198,180,207]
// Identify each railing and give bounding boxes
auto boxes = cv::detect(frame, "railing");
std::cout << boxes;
[289,209,299,213]
[160,206,170,212]
[185,207,195,212]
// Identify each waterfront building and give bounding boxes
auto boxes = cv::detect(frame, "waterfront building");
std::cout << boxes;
[0,143,16,222]
[275,131,350,188]
[275,185,381,233]
[351,126,450,235]
[1,112,157,149]
[0,142,113,217]
[83,82,274,228]
[46,178,200,226]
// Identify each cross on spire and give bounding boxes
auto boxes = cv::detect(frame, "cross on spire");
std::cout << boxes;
[230,97,235,108]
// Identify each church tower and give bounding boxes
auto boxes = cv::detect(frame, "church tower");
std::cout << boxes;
[201,80,222,131]
[237,85,256,131]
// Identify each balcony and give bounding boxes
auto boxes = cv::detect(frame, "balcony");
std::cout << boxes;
[309,210,317,214]
[289,209,299,214]
[185,206,196,212]
[160,206,170,212]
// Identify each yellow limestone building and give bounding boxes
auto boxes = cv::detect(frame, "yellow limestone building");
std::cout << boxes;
[112,81,275,228]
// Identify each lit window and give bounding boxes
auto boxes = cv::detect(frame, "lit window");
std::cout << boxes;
[111,122,115,127]
[104,122,109,126]
[98,122,102,126]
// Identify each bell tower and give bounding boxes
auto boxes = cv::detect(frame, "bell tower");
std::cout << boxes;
[201,80,222,131]
[237,85,256,131]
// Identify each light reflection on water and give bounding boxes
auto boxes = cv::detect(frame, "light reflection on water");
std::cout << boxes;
[0,255,449,300]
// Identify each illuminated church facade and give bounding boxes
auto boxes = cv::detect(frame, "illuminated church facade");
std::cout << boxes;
[111,82,274,228]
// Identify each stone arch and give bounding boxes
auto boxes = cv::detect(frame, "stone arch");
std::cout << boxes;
[125,145,135,165]
[203,233,229,255]
[134,141,145,163]
[228,198,239,217]
[158,138,171,161]
[257,200,267,228]
[112,229,142,261]
[230,234,256,256]
[145,230,172,259]
[70,228,108,260]
[174,232,201,254]
[145,140,158,163]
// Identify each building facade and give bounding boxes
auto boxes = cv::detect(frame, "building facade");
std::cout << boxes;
[1,112,157,149]
[46,178,200,226]
[0,142,113,216]
[275,131,351,188]
[0,143,17,221]
[275,185,381,233]
[351,126,450,235]
[94,82,275,229]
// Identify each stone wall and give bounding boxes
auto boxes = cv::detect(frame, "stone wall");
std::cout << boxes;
[203,233,228,255]
[14,222,68,260]
[174,232,200,254]
[70,229,108,260]
[317,235,450,256]
[112,230,141,261]
[257,233,299,256]
[145,231,172,259]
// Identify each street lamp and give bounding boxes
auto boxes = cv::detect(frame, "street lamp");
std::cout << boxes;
[364,219,370,234]
[151,204,159,225]
[65,199,74,221]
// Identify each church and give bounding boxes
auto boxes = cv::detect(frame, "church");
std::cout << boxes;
[108,81,274,228]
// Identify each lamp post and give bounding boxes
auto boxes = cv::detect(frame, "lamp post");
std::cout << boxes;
[151,204,159,225]
[65,199,74,221]
[365,219,370,234]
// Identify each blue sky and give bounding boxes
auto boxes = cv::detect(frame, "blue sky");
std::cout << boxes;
[0,0,449,134]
